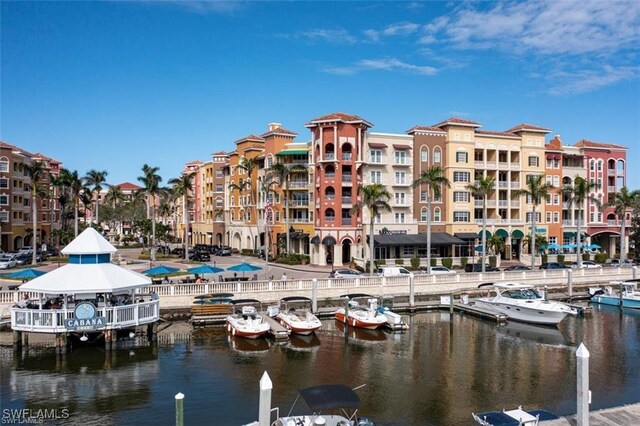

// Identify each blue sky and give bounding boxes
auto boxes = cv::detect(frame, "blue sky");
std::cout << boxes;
[2,1,639,188]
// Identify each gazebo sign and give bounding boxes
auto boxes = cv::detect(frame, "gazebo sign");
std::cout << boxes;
[64,302,106,330]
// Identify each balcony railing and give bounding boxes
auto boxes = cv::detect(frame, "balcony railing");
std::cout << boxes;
[510,181,520,188]
[474,219,524,225]
[498,200,509,208]
[341,218,353,225]
[369,156,386,164]
[475,161,485,168]
[342,175,353,183]
[607,169,615,176]
[498,181,508,189]
[289,181,308,188]
[474,200,483,207]
[341,197,353,204]
[324,153,335,161]
[288,199,309,206]
[608,186,616,192]
[510,201,520,208]
[342,153,353,161]
[325,216,335,222]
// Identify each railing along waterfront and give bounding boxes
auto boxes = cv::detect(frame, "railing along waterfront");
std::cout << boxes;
[9,300,160,332]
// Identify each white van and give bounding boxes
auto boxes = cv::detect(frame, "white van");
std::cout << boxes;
[378,266,414,278]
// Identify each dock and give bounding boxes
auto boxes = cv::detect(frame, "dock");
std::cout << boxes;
[541,402,640,425]
[262,315,290,341]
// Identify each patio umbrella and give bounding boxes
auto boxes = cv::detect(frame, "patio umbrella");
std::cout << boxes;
[548,243,560,250]
[187,264,224,279]
[142,264,180,276]
[589,244,601,249]
[562,244,573,250]
[475,245,485,253]
[227,262,263,278]
[8,268,47,280]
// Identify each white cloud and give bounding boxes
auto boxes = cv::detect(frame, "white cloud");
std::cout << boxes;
[383,22,419,37]
[548,65,640,96]
[300,28,357,44]
[160,0,245,14]
[323,58,437,76]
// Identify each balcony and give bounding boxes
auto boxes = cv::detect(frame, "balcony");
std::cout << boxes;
[475,161,485,168]
[510,181,520,188]
[607,220,616,226]
[394,159,411,166]
[510,201,520,208]
[474,219,524,225]
[498,181,509,189]
[608,169,615,176]
[288,199,309,207]
[289,181,308,189]
[341,196,353,204]
[325,216,335,222]
[342,153,353,161]
[486,161,497,169]
[368,156,386,164]
[474,200,483,207]
[498,162,510,169]
[290,218,310,223]
[368,179,387,185]
[341,218,353,226]
[392,179,411,186]
[498,200,509,208]
[608,186,616,192]
[342,175,353,185]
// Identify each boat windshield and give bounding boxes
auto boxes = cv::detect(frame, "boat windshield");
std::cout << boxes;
[502,289,541,299]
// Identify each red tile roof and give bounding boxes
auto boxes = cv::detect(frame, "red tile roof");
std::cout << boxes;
[244,144,265,152]
[475,130,519,138]
[405,125,446,134]
[574,139,627,150]
[234,134,265,144]
[261,126,298,138]
[506,123,551,133]
[212,151,229,156]
[306,112,373,127]
[433,117,481,128]
[33,153,62,164]
[117,182,142,191]
[546,136,563,150]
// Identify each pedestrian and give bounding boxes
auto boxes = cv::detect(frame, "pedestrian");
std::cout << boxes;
[281,272,288,281]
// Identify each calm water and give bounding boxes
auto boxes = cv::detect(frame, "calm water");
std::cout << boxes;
[1,305,639,426]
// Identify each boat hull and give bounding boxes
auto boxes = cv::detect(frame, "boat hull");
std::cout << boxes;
[226,318,270,339]
[276,314,322,335]
[335,309,387,330]
[591,295,640,309]
[475,300,569,325]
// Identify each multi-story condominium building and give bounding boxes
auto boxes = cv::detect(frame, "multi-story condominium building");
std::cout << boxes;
[577,140,629,256]
[545,136,565,247]
[191,153,228,246]
[0,141,61,252]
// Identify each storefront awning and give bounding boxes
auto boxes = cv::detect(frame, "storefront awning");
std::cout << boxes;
[368,143,387,149]
[275,149,308,156]
[478,230,491,238]
[495,229,509,238]
[322,236,337,246]
[512,229,524,239]
[374,233,464,247]
[454,233,479,240]
[310,235,320,245]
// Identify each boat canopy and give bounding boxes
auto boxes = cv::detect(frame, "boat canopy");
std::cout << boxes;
[297,384,361,412]
[281,296,312,303]
[340,293,375,299]
[231,299,262,305]
[478,282,532,290]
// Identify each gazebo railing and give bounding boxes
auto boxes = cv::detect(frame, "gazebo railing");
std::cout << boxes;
[11,300,160,333]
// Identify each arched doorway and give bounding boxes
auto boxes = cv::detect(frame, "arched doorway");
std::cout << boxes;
[216,233,223,245]
[13,236,23,250]
[233,232,241,249]
[342,239,352,265]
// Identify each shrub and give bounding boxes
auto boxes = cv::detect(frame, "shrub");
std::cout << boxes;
[430,258,437,267]
[410,257,420,269]
[557,254,565,264]
[594,253,608,264]
[541,254,548,264]
[378,258,386,265]
[582,253,590,261]
[442,257,453,269]
[461,257,469,268]
[395,258,404,265]
[241,249,257,256]
[489,255,497,268]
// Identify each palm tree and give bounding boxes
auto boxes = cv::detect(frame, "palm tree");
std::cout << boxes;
[351,184,391,275]
[487,233,505,256]
[59,169,85,237]
[84,169,108,226]
[607,187,640,262]
[169,172,195,262]
[237,156,260,250]
[138,164,162,248]
[562,176,600,268]
[514,175,553,269]
[466,176,495,272]
[268,162,306,255]
[81,188,93,224]
[24,161,46,265]
[412,166,450,273]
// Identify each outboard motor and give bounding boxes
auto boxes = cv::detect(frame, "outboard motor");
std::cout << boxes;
[588,287,604,298]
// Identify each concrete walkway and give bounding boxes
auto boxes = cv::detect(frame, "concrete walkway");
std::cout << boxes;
[542,402,640,425]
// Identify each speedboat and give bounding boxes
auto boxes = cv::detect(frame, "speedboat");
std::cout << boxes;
[589,279,640,309]
[267,296,322,335]
[474,283,576,325]
[225,299,271,339]
[274,384,375,426]
[472,406,558,425]
[334,294,387,330]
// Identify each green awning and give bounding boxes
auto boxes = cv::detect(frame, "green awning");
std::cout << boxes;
[275,150,308,156]
[478,230,491,238]
[495,229,509,238]
[564,232,576,238]
[512,230,524,239]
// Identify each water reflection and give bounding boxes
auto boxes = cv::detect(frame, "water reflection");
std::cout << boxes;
[333,320,387,343]
[1,308,638,426]
[496,321,571,346]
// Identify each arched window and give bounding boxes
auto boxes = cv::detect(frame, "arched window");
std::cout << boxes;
[325,164,335,178]
[325,186,335,200]
[266,155,273,168]
[420,207,427,222]
[617,159,625,173]
[0,157,8,173]
[420,147,428,163]
[434,207,441,222]
[325,208,335,221]
[433,147,441,163]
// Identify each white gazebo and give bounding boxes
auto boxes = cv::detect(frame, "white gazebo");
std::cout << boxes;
[11,228,160,351]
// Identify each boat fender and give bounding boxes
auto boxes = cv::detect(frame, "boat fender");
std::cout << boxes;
[227,323,231,332]
[232,327,236,336]
[351,318,356,327]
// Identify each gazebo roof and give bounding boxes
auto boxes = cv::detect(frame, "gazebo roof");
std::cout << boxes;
[61,227,117,255]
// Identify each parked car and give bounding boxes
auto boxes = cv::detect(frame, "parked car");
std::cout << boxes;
[193,244,210,254]
[609,259,633,268]
[570,261,602,269]
[540,262,570,270]
[207,245,220,254]
[378,266,414,277]
[15,252,41,265]
[45,246,60,257]
[421,266,456,275]
[503,265,531,271]
[329,269,362,279]
[464,263,500,272]
[190,251,211,262]
[0,254,17,269]
[217,246,232,256]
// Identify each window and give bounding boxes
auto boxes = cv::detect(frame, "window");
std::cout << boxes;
[546,212,552,223]
[216,170,223,178]
[403,246,414,256]
[0,196,6,205]
[215,198,223,207]
[453,191,469,202]
[395,172,406,184]
[275,211,280,222]
[456,152,468,163]
[215,184,223,192]
[266,156,273,168]
[553,212,559,223]
[597,161,602,171]
[433,191,442,202]
[546,159,553,169]
[549,236,557,245]
[553,159,560,169]
[525,212,541,222]
[590,212,594,222]
[421,148,428,163]
[420,207,427,222]
[554,194,559,205]
[453,172,470,182]
[0,179,7,189]
[546,176,552,185]
[0,161,7,173]
[370,150,381,163]
[374,213,381,224]
[590,160,594,171]
[231,211,235,221]
[546,194,552,204]
[553,176,559,186]
[420,191,427,202]
[434,208,441,222]
[453,211,469,222]
[246,210,251,221]
[395,192,406,205]
[394,212,405,224]
[394,151,407,165]
[433,148,441,163]
[528,156,539,167]
[370,171,381,184]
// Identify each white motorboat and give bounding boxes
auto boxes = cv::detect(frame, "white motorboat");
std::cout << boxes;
[225,299,270,339]
[589,279,640,309]
[267,296,322,335]
[472,405,558,425]
[274,384,375,426]
[335,294,387,330]
[474,283,576,325]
